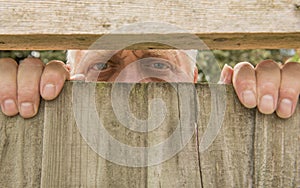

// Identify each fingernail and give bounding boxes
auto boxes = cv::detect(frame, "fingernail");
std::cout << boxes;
[43,84,56,98]
[3,99,17,112]
[20,102,35,117]
[242,90,256,108]
[259,95,274,114]
[278,98,293,117]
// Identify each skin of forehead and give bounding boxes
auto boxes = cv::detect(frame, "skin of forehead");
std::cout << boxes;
[67,50,196,75]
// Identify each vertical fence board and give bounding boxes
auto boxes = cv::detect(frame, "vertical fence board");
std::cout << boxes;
[0,103,44,188]
[197,85,255,187]
[254,105,300,187]
[147,83,201,188]
[41,82,148,187]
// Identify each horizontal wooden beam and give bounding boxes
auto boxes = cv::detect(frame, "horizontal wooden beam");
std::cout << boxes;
[1,33,300,50]
[0,82,299,187]
[0,0,300,49]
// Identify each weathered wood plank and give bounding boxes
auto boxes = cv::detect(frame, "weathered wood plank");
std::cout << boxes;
[1,33,300,50]
[41,83,148,187]
[254,105,300,187]
[0,0,300,50]
[0,103,44,188]
[197,85,255,187]
[147,83,201,187]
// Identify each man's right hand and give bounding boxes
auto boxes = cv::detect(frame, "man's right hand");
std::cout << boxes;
[0,58,70,118]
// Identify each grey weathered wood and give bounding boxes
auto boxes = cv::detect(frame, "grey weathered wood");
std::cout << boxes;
[0,0,300,50]
[0,82,299,187]
[41,82,202,187]
[147,83,201,187]
[0,103,44,188]
[254,107,300,187]
[41,83,148,187]
[197,85,255,187]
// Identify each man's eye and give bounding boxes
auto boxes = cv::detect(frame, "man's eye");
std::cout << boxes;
[143,61,171,70]
[153,62,169,69]
[91,63,109,71]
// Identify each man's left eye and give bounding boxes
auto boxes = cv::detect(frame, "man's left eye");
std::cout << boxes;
[152,62,169,69]
[143,61,171,70]
[91,63,110,71]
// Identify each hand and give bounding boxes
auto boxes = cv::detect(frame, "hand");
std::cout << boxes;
[0,58,70,118]
[220,60,300,118]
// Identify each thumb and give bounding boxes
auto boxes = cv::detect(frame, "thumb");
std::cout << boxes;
[218,64,233,84]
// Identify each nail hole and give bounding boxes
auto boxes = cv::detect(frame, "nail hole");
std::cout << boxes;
[213,38,227,42]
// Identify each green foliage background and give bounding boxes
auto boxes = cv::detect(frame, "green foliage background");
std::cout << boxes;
[0,51,66,63]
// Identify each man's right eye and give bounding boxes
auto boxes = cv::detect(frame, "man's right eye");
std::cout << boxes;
[91,63,109,71]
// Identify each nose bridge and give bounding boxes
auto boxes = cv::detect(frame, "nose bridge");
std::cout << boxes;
[118,61,142,82]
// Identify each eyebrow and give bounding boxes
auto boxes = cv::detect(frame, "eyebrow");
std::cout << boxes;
[111,50,174,64]
[141,50,184,67]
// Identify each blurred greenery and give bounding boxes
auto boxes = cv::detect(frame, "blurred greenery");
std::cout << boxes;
[0,51,66,63]
[197,49,285,82]
[1,49,299,82]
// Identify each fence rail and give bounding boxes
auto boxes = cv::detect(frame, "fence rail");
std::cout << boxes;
[1,0,300,50]
[0,82,299,188]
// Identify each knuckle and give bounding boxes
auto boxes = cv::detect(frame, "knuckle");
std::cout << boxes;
[234,62,254,71]
[0,85,16,101]
[45,60,70,79]
[0,58,18,68]
[234,63,255,75]
[282,62,300,72]
[258,82,278,92]
[19,57,44,68]
[18,88,39,100]
[235,80,256,87]
[47,60,65,67]
[255,59,280,70]
[280,88,299,98]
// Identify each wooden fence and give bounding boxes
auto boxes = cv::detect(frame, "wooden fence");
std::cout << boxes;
[0,83,299,187]
[0,0,300,187]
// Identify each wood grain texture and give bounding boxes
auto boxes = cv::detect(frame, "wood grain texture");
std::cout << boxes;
[0,103,44,188]
[0,0,300,50]
[197,85,255,187]
[41,83,148,187]
[254,107,300,187]
[0,82,299,187]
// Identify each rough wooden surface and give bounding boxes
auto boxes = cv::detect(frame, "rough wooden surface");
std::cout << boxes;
[254,108,300,187]
[0,82,299,188]
[197,85,255,187]
[0,0,300,50]
[0,103,44,188]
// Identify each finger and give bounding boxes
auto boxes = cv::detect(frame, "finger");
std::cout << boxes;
[232,62,257,108]
[17,58,44,118]
[0,58,19,116]
[277,62,300,118]
[40,60,70,100]
[70,74,86,81]
[255,60,281,114]
[218,64,233,84]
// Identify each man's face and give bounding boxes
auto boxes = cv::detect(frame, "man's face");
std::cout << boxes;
[71,50,198,83]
